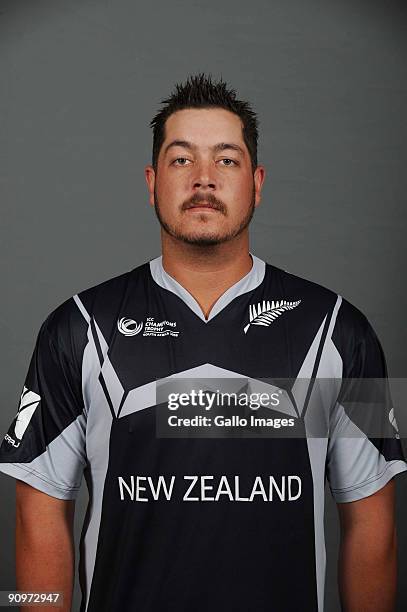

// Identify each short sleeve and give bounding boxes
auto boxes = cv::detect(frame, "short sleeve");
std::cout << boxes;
[0,308,87,500]
[326,307,407,503]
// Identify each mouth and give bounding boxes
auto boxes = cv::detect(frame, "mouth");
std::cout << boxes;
[186,203,219,212]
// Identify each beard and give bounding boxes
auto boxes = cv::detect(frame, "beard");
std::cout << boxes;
[153,183,256,247]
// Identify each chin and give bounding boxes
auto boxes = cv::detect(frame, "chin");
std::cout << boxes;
[180,233,231,247]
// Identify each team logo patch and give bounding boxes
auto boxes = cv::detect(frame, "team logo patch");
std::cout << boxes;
[118,316,180,338]
[244,299,301,334]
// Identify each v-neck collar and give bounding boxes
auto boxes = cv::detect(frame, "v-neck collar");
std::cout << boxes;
[149,251,266,323]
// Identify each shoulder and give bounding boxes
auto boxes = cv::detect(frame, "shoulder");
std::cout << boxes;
[264,260,377,360]
[267,261,370,329]
[276,266,385,375]
[39,260,149,361]
[73,261,149,322]
[267,263,338,301]
[264,261,344,325]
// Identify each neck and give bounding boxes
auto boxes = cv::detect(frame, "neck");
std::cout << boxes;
[160,231,253,320]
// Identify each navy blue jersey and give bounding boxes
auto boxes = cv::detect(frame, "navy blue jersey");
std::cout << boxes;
[1,253,406,612]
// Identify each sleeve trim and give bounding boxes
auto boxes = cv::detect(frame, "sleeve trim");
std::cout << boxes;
[331,460,407,503]
[0,462,81,500]
[330,459,406,493]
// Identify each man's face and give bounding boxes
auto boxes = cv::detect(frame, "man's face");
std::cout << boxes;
[145,108,265,246]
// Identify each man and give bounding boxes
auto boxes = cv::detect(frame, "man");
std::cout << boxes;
[0,72,406,612]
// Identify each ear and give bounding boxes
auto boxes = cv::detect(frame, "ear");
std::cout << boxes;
[144,165,156,207]
[254,165,266,207]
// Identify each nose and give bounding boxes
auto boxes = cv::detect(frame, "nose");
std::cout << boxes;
[192,159,216,190]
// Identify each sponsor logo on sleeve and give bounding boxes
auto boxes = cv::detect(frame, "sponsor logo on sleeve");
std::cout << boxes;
[4,386,41,448]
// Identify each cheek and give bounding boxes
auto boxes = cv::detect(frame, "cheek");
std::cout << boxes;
[231,181,253,208]
[156,176,183,203]
[231,172,253,195]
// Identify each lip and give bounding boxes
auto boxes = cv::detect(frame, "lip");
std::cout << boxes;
[186,204,219,211]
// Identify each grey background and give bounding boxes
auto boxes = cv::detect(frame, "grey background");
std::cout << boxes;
[0,0,406,610]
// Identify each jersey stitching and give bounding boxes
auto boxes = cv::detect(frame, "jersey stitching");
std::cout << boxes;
[12,463,80,491]
[330,459,404,492]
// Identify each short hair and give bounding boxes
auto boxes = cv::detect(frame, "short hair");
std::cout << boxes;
[149,72,259,173]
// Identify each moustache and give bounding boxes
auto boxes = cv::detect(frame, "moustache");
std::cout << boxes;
[183,197,225,212]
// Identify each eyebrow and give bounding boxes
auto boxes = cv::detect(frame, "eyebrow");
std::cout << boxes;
[163,140,245,157]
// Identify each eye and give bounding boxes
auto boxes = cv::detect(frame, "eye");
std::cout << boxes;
[219,158,238,166]
[173,157,191,166]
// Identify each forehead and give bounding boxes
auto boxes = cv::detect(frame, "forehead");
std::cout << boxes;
[163,108,245,147]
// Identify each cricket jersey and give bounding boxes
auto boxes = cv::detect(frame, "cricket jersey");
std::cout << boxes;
[1,252,406,612]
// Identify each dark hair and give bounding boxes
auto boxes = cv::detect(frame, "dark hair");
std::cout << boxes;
[149,72,259,173]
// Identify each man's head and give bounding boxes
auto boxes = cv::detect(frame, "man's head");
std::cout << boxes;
[145,72,265,247]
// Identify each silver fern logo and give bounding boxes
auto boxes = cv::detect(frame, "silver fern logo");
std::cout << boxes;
[118,317,143,336]
[244,299,301,334]
[14,385,41,440]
